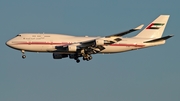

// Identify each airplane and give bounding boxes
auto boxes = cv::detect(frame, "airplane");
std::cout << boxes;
[6,15,173,63]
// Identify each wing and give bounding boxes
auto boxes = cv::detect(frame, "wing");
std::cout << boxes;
[105,24,144,37]
[55,24,144,54]
[78,24,144,50]
[53,24,144,62]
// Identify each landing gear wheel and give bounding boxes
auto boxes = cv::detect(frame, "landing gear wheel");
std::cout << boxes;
[82,54,92,61]
[76,59,80,63]
[21,50,26,59]
[22,55,26,59]
[89,56,92,60]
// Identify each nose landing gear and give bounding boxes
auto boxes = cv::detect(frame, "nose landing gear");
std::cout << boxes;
[21,50,26,59]
[22,55,26,59]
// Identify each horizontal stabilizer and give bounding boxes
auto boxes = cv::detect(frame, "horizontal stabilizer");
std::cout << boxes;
[144,35,173,43]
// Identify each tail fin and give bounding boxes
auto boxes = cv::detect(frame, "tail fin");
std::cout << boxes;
[135,15,170,38]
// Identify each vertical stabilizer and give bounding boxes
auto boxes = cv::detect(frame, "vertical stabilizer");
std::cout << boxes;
[135,15,170,38]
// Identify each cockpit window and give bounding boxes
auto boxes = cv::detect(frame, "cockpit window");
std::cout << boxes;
[16,34,21,37]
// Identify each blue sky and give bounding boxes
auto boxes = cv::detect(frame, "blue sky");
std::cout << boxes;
[0,0,179,101]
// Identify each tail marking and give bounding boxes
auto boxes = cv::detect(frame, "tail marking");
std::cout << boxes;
[146,23,165,29]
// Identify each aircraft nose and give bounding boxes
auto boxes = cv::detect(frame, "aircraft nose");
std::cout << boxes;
[6,40,11,46]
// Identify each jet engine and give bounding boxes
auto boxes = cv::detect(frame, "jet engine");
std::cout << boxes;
[53,53,68,59]
[67,45,77,52]
[95,39,104,46]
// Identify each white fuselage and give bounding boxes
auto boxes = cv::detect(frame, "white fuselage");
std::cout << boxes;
[6,33,165,54]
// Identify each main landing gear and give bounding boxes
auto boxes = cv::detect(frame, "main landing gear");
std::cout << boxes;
[74,54,92,63]
[82,54,92,61]
[70,53,80,63]
[74,56,80,63]
[75,58,80,63]
[21,50,26,59]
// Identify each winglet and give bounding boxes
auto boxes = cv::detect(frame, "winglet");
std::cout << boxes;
[134,24,144,30]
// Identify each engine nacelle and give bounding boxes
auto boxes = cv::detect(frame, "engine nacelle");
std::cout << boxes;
[95,39,104,46]
[67,45,77,52]
[53,53,68,59]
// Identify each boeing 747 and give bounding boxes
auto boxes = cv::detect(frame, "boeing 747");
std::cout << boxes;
[6,15,173,63]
